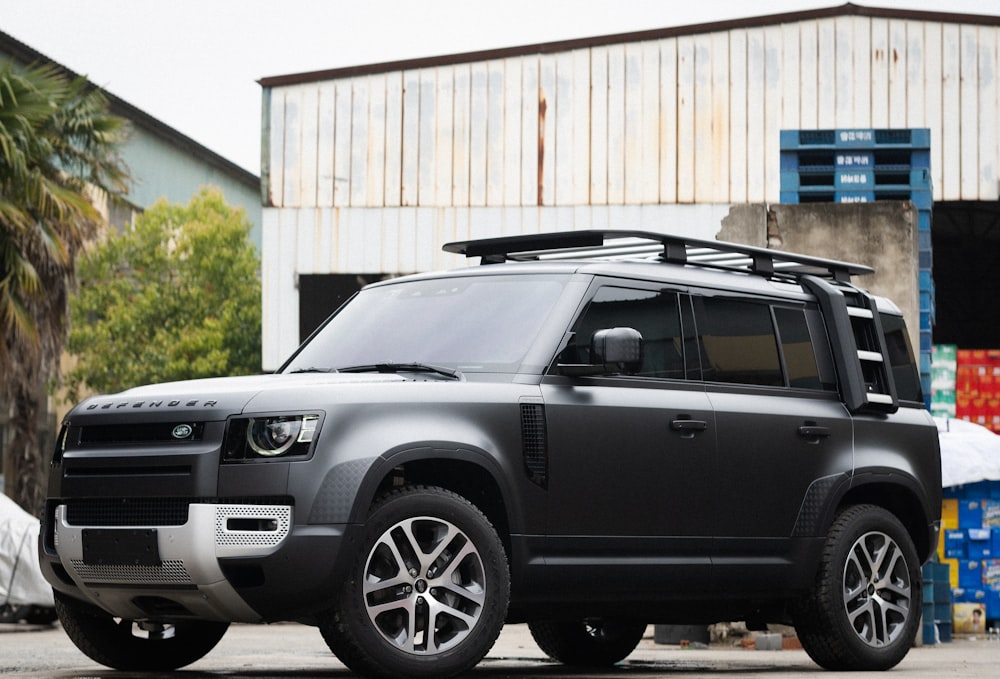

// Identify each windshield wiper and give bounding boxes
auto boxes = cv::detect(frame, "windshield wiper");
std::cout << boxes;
[287,367,337,374]
[337,363,463,380]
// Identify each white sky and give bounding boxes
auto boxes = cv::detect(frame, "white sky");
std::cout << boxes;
[2,0,997,174]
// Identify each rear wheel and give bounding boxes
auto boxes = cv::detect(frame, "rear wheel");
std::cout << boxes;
[320,486,509,679]
[529,618,647,666]
[793,504,920,671]
[54,591,229,670]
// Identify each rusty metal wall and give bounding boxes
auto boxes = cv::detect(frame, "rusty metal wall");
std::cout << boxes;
[263,15,1000,210]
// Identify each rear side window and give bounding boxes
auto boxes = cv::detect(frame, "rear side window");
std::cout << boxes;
[697,298,783,387]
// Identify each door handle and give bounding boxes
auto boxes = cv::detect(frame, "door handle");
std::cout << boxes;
[671,419,708,436]
[798,425,831,439]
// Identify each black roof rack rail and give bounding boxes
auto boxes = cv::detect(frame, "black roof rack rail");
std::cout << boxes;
[442,229,873,282]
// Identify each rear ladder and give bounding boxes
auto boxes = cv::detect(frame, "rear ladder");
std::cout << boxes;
[801,275,898,414]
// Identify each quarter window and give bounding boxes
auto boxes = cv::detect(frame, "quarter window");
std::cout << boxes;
[880,313,923,403]
[774,307,826,390]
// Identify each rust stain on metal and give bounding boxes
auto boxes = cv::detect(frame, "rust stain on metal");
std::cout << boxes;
[538,88,547,206]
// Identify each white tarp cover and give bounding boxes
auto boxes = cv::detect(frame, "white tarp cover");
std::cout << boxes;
[0,494,53,607]
[936,417,1000,490]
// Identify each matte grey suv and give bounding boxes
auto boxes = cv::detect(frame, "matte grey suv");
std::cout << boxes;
[40,231,941,678]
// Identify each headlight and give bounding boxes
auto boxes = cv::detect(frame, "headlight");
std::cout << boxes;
[224,414,320,461]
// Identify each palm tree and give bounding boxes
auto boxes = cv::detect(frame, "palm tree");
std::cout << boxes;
[0,61,128,514]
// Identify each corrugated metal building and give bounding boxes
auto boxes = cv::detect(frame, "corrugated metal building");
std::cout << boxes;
[259,3,1000,371]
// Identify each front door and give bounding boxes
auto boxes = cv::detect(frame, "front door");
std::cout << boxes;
[539,284,716,599]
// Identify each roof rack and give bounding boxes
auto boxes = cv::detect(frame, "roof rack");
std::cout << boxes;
[442,230,873,283]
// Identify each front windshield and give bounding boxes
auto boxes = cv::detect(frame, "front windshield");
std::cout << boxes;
[282,274,567,374]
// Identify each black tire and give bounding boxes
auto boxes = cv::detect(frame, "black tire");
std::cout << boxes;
[529,618,647,666]
[53,591,229,670]
[793,504,921,671]
[320,485,509,679]
[23,605,58,625]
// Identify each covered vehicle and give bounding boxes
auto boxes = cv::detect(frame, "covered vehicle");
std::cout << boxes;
[936,417,1000,488]
[1,493,54,623]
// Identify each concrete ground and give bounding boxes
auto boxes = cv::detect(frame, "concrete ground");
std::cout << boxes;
[2,620,999,678]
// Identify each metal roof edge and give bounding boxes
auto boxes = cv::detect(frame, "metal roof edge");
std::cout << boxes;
[0,29,259,189]
[258,3,1000,88]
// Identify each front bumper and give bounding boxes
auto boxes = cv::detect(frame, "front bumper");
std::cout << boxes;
[45,502,294,623]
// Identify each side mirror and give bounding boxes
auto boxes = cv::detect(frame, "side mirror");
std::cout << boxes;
[590,327,643,374]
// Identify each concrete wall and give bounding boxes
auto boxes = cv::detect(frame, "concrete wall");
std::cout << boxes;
[718,202,920,353]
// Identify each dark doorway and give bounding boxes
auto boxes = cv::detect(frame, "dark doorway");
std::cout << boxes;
[931,202,1000,348]
[298,273,393,343]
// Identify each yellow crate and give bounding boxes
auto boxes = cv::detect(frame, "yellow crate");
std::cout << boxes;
[942,499,959,529]
[942,557,960,589]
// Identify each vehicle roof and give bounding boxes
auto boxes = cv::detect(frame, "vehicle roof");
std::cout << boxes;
[374,257,905,311]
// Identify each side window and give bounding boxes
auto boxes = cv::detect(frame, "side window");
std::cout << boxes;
[696,297,783,387]
[561,286,685,379]
[774,306,829,390]
[880,313,923,403]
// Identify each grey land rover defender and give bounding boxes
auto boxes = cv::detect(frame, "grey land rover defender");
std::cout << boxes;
[41,231,941,678]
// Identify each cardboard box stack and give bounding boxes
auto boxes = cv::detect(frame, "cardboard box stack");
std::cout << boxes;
[942,481,1000,630]
[930,344,957,418]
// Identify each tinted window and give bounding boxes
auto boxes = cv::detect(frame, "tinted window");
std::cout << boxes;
[697,298,783,387]
[561,286,685,379]
[880,313,923,403]
[774,307,826,390]
[283,275,566,374]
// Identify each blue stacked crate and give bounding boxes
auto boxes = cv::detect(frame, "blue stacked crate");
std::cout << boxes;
[923,561,954,643]
[946,481,1000,634]
[780,129,934,404]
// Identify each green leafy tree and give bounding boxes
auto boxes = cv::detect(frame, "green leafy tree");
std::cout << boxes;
[66,188,261,400]
[1,62,128,514]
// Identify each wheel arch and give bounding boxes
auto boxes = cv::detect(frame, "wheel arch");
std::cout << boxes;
[838,471,936,563]
[351,444,517,560]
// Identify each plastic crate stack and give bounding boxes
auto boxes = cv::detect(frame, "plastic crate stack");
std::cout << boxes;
[922,561,953,644]
[956,350,1000,433]
[941,482,1000,636]
[780,128,934,404]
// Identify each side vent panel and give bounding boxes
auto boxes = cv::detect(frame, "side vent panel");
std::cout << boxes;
[520,404,548,488]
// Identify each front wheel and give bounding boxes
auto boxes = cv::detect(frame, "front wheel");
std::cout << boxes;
[793,504,921,671]
[529,618,647,666]
[54,591,229,670]
[320,486,509,679]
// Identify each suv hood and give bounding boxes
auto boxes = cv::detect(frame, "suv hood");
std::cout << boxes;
[70,373,407,422]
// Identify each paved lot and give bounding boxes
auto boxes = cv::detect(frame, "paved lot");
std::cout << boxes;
[2,621,999,678]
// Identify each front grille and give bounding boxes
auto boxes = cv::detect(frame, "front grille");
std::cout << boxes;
[66,498,190,526]
[78,422,206,445]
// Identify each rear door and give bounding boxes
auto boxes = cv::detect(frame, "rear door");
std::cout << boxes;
[693,295,854,592]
